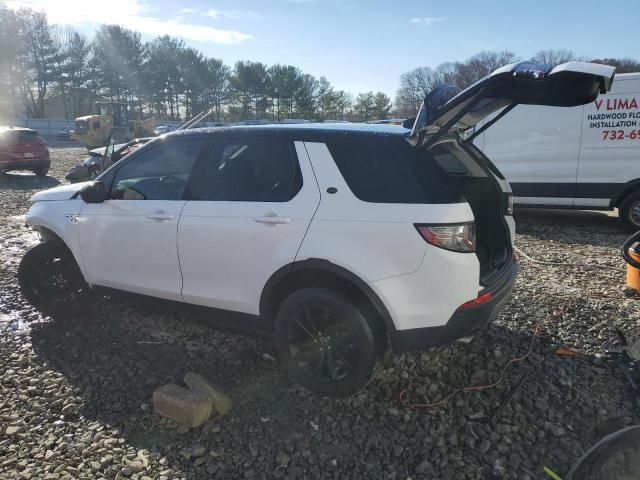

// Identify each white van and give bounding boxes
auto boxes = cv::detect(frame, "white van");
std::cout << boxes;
[475,72,640,229]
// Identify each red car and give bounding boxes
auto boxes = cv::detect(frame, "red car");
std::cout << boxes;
[0,127,50,176]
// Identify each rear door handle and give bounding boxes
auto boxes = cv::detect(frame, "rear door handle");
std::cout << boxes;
[147,212,175,221]
[254,215,290,224]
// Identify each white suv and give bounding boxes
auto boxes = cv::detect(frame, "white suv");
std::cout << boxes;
[19,62,614,396]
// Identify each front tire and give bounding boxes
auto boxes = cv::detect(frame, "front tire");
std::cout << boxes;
[274,288,382,397]
[88,165,101,180]
[18,241,92,315]
[34,167,49,177]
[619,191,640,231]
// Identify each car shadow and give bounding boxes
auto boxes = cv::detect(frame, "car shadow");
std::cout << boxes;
[0,172,60,191]
[24,290,640,478]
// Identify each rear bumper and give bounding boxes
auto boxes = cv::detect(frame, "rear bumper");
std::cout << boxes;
[389,259,517,353]
[0,158,50,171]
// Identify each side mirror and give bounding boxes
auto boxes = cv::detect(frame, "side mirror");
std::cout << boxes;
[80,181,105,204]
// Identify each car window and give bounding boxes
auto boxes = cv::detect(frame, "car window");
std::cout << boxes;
[327,138,460,204]
[429,143,488,178]
[0,130,43,145]
[430,149,470,175]
[110,138,207,201]
[193,139,302,202]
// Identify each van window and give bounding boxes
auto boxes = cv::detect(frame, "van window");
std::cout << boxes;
[327,138,460,204]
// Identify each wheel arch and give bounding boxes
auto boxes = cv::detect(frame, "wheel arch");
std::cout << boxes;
[612,179,640,208]
[30,223,88,281]
[260,259,396,334]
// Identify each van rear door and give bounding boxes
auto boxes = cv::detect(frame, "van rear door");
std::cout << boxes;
[409,61,615,149]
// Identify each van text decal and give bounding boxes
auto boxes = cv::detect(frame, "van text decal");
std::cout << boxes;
[584,95,640,142]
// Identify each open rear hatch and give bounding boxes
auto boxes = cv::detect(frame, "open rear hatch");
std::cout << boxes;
[408,61,615,285]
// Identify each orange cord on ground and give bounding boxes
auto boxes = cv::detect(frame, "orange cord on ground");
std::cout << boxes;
[399,306,565,409]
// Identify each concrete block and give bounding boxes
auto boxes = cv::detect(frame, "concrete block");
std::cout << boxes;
[184,372,232,415]
[152,383,212,427]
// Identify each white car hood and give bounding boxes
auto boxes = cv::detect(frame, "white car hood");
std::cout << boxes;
[30,181,91,202]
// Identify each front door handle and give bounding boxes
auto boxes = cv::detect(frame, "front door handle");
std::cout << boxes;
[147,212,175,221]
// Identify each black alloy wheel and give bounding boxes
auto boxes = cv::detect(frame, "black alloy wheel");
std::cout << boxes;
[274,288,383,397]
[18,241,91,315]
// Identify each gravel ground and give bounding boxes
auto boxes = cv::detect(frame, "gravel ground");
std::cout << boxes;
[1,142,639,480]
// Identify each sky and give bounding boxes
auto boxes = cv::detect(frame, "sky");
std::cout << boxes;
[3,0,640,97]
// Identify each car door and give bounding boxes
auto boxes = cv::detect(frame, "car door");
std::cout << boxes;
[178,137,320,314]
[78,136,208,300]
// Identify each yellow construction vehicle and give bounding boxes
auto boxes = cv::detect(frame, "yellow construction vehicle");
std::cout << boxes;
[71,102,155,150]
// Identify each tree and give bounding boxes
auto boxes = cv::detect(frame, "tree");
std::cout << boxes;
[394,63,456,116]
[591,58,640,73]
[179,47,207,119]
[315,76,333,120]
[333,90,352,120]
[354,91,375,121]
[0,7,22,119]
[142,36,184,119]
[294,74,317,119]
[62,30,91,117]
[202,58,230,121]
[530,49,577,66]
[454,50,519,88]
[15,9,60,118]
[372,92,392,119]
[92,25,143,104]
[268,64,303,120]
[49,27,91,119]
[229,61,269,119]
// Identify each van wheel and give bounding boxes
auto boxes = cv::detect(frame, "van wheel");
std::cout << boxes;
[619,191,640,231]
[18,241,92,315]
[274,288,382,397]
[34,168,48,177]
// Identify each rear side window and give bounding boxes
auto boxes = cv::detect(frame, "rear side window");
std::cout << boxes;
[193,138,302,202]
[326,138,459,204]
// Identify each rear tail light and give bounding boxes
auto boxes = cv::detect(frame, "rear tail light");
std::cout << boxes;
[505,192,514,215]
[458,291,492,310]
[414,223,476,253]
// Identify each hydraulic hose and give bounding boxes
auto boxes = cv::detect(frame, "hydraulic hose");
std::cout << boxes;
[621,230,640,269]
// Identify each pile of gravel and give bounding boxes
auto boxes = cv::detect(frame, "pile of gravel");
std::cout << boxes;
[1,144,639,480]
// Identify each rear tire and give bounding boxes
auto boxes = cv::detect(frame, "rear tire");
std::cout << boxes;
[619,191,640,231]
[274,288,382,397]
[18,241,92,316]
[34,168,49,177]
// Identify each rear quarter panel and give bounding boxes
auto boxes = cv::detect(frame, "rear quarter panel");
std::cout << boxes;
[299,141,474,283]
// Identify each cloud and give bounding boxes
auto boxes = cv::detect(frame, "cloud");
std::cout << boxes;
[179,7,199,14]
[206,9,261,20]
[410,16,447,26]
[6,0,253,44]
